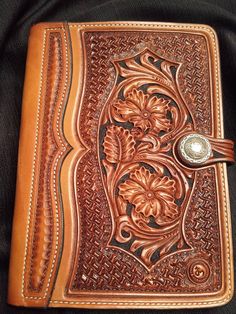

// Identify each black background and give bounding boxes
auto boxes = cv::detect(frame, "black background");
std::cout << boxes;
[0,0,236,313]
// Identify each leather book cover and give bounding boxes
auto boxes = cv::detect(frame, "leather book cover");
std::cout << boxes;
[8,21,235,309]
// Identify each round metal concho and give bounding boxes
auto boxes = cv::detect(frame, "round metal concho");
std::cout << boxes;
[177,133,212,166]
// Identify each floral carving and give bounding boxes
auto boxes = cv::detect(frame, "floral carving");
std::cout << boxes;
[99,48,194,269]
[119,167,178,225]
[113,89,171,132]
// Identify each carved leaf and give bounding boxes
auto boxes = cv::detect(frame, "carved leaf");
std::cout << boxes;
[103,125,135,163]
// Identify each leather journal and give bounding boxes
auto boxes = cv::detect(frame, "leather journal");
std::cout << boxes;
[8,21,235,309]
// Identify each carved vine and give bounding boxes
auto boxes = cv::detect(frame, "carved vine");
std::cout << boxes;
[99,48,195,269]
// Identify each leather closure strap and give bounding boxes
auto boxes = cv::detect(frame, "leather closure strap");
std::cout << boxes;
[207,137,235,164]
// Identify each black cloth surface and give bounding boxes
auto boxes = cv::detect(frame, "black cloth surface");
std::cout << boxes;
[0,0,236,313]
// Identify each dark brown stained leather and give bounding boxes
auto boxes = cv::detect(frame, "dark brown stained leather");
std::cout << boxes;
[8,21,235,309]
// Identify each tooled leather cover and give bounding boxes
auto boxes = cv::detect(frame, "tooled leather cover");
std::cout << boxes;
[8,22,234,309]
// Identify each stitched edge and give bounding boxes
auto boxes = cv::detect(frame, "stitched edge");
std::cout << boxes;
[21,28,46,299]
[68,22,214,29]
[22,27,69,300]
[22,23,232,307]
[49,299,228,306]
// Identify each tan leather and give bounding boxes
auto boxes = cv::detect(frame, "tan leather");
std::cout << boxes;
[8,21,235,309]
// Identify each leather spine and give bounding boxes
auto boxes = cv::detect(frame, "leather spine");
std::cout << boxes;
[8,22,71,307]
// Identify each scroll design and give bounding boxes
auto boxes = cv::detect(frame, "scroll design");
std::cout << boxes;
[100,48,195,269]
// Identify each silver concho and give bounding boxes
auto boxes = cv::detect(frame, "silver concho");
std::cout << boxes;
[177,133,212,166]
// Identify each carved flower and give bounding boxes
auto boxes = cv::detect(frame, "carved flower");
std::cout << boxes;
[113,89,171,133]
[119,167,178,224]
